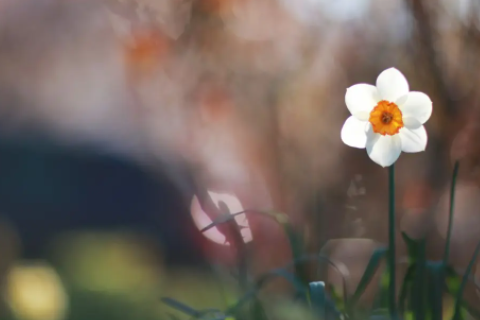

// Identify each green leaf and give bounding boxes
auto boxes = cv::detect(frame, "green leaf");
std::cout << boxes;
[400,232,429,320]
[161,297,201,317]
[251,298,268,320]
[309,281,341,320]
[226,268,307,316]
[292,254,349,307]
[349,247,387,310]
[197,309,228,320]
[401,232,426,264]
[226,254,348,318]
[446,267,461,294]
[166,313,181,320]
[398,233,428,320]
[327,283,346,313]
[453,240,480,320]
[372,268,390,311]
[201,209,309,289]
[445,269,480,319]
[411,238,426,320]
[370,308,389,319]
[403,311,414,320]
[270,211,309,287]
[398,264,415,316]
[458,303,480,320]
[426,261,445,320]
[264,268,308,293]
[309,281,326,319]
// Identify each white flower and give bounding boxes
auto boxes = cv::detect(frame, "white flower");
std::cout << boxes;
[341,67,432,167]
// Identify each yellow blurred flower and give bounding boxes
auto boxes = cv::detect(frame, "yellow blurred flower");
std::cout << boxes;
[5,262,68,320]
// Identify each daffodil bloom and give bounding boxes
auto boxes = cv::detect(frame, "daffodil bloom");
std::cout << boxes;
[341,68,432,167]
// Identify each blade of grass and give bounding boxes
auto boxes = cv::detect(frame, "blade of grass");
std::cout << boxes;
[251,298,268,320]
[167,313,181,320]
[225,268,307,316]
[450,297,480,320]
[266,211,310,288]
[161,297,202,317]
[217,202,249,292]
[443,161,460,267]
[445,268,480,319]
[196,308,227,320]
[348,247,387,311]
[327,283,347,314]
[201,209,308,287]
[453,240,480,320]
[200,209,280,234]
[445,284,480,320]
[373,268,389,311]
[225,255,348,317]
[280,217,309,286]
[447,266,480,294]
[398,264,415,316]
[291,255,349,308]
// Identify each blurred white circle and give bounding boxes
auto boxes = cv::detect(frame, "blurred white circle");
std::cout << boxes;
[190,191,253,245]
[280,0,372,23]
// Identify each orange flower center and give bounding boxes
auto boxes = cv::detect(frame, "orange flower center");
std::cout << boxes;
[369,100,404,136]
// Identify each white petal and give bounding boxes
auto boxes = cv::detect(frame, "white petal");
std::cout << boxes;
[399,126,428,153]
[395,94,408,106]
[345,84,379,120]
[366,131,402,167]
[376,68,409,102]
[403,117,422,129]
[399,92,432,124]
[341,116,368,149]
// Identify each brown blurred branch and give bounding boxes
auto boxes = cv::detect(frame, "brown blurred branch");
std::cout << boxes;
[405,0,456,118]
[404,0,460,187]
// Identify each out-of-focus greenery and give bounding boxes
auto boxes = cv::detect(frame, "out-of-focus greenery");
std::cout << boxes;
[1,232,241,320]
[159,164,480,320]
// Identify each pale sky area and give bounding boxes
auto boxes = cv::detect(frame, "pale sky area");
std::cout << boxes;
[280,0,372,23]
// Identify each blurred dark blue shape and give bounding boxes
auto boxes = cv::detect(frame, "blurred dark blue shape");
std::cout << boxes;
[0,133,205,266]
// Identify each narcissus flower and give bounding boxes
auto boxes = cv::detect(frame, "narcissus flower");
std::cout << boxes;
[341,68,432,167]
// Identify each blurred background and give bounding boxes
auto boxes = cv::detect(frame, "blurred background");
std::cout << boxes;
[0,0,479,319]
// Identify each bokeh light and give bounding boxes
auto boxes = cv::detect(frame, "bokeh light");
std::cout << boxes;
[5,262,68,320]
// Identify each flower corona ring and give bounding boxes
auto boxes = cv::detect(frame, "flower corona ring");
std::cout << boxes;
[341,67,432,167]
[369,100,404,136]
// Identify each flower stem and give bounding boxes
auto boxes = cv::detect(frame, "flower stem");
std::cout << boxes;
[388,164,397,318]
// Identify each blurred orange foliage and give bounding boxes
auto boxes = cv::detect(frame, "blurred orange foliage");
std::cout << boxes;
[123,28,170,77]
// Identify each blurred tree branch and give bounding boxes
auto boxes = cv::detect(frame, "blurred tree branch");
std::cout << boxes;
[405,0,456,117]
[405,0,458,187]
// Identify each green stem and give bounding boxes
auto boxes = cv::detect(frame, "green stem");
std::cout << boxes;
[388,164,397,318]
[443,161,460,267]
